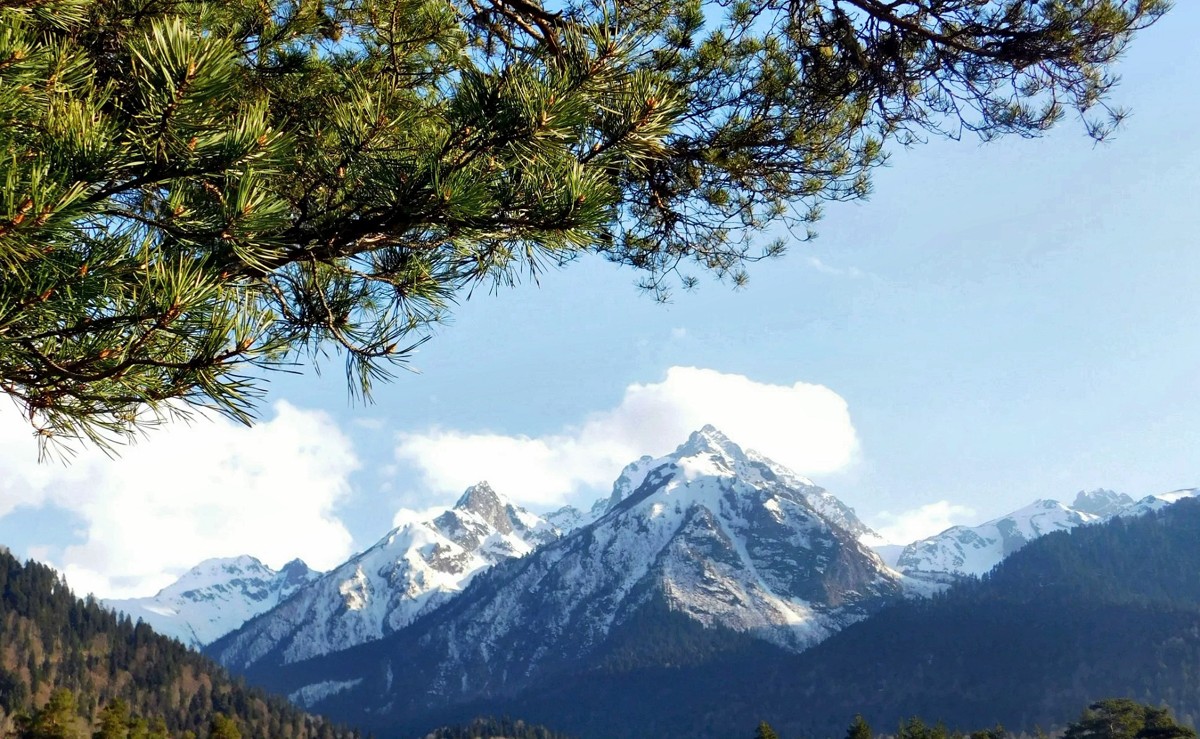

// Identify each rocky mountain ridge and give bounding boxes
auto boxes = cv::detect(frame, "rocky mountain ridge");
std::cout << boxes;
[105,555,320,649]
[207,482,559,670]
[230,426,903,728]
[895,487,1199,576]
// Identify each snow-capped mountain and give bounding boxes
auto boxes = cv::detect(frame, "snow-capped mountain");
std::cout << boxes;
[543,495,610,532]
[547,444,883,543]
[105,556,319,649]
[896,488,1199,577]
[1121,488,1200,517]
[248,426,902,724]
[896,499,1100,576]
[207,482,558,669]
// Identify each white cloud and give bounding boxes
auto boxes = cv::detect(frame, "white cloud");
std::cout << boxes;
[871,500,977,545]
[805,256,865,279]
[0,402,358,599]
[394,366,860,509]
[391,504,453,529]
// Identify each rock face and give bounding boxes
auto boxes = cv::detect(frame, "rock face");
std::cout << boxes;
[896,488,1200,577]
[105,556,320,649]
[1070,489,1135,517]
[243,426,902,728]
[207,483,558,670]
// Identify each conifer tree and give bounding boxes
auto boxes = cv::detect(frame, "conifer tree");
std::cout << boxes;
[208,714,241,739]
[14,689,81,739]
[847,714,873,739]
[755,721,781,739]
[93,699,130,739]
[0,0,1169,448]
[1064,699,1197,739]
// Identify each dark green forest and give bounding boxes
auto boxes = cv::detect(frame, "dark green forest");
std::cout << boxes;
[762,499,1200,737]
[754,700,1195,739]
[419,716,572,739]
[0,547,357,738]
[415,500,1200,738]
[6,501,1200,738]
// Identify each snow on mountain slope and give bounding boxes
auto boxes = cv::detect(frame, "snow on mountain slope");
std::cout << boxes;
[543,496,610,533]
[896,488,1199,577]
[896,499,1100,576]
[105,556,319,648]
[208,482,558,669]
[742,448,882,542]
[547,444,882,544]
[270,426,904,719]
[1121,488,1200,517]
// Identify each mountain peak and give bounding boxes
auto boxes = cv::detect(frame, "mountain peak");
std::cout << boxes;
[673,425,747,462]
[1071,488,1135,517]
[203,554,264,569]
[175,555,271,586]
[277,559,315,585]
[279,558,310,573]
[451,481,515,535]
[105,554,319,649]
[455,480,502,510]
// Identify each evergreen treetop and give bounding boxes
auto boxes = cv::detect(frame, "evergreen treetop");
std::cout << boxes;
[847,714,872,739]
[1064,699,1198,739]
[0,0,1169,448]
[754,720,780,739]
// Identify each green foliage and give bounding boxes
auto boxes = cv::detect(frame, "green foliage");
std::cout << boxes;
[13,689,83,738]
[439,501,1200,739]
[0,0,1170,448]
[208,714,241,739]
[754,500,1200,738]
[423,716,570,739]
[754,720,780,739]
[741,704,1183,739]
[0,548,357,739]
[897,716,956,739]
[1065,699,1197,739]
[846,714,872,739]
[92,698,129,739]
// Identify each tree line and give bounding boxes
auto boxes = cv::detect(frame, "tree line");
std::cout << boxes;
[754,698,1197,739]
[0,548,356,739]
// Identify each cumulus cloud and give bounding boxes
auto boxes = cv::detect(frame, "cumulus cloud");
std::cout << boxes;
[395,366,860,509]
[0,402,358,599]
[872,500,977,545]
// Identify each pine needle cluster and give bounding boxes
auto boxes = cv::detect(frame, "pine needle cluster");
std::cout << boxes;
[0,0,1169,448]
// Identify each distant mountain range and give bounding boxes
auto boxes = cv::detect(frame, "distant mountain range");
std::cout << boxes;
[468,497,1200,738]
[208,481,559,672]
[210,425,902,729]
[120,459,1194,657]
[894,487,1199,576]
[105,555,320,648]
[83,427,1199,737]
[12,480,1200,739]
[730,496,1200,738]
[0,548,354,739]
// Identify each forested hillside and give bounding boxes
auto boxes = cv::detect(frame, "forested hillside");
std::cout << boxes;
[0,547,358,738]
[8,499,1200,739]
[421,717,573,739]
[411,500,1200,738]
[763,498,1200,737]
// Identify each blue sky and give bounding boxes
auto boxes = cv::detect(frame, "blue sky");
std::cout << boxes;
[2,4,1198,598]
